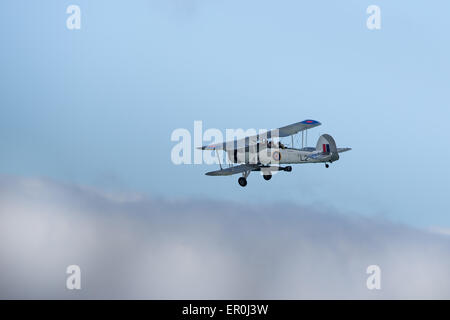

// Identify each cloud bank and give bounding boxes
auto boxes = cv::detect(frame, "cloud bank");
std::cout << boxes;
[1,175,450,299]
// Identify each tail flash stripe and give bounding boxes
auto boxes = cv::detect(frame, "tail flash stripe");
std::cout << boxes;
[326,144,330,153]
[323,144,327,153]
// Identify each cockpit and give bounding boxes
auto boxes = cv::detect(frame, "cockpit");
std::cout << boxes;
[267,141,286,149]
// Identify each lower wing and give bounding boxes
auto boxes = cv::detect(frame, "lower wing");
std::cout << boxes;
[205,164,259,176]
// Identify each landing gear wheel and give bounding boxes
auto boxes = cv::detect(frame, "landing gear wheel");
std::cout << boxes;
[238,177,247,187]
[285,166,292,172]
[263,174,272,181]
[325,163,329,168]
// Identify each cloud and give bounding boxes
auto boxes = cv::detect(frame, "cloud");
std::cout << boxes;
[0,175,450,299]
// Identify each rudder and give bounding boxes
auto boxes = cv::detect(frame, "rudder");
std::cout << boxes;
[316,134,339,161]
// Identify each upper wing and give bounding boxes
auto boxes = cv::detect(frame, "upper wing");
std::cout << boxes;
[199,119,321,151]
[277,119,321,137]
[205,164,259,176]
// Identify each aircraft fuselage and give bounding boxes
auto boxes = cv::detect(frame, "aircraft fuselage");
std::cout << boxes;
[227,146,336,165]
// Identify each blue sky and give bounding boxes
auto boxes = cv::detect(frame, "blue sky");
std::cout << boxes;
[1,0,450,228]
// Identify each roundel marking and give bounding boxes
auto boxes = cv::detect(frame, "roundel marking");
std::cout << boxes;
[273,151,281,161]
[301,119,319,125]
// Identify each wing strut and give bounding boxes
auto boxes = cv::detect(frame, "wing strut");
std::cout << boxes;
[301,129,308,148]
[216,150,223,170]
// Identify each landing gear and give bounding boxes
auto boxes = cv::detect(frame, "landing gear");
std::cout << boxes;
[285,166,292,172]
[325,163,329,168]
[238,170,251,187]
[263,174,272,181]
[238,177,247,187]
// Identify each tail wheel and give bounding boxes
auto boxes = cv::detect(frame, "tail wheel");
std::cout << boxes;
[238,177,247,187]
[325,163,329,168]
[285,166,292,172]
[263,174,272,181]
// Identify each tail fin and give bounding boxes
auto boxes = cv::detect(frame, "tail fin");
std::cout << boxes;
[316,134,339,161]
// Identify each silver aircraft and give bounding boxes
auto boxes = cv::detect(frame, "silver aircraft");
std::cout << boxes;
[198,120,351,187]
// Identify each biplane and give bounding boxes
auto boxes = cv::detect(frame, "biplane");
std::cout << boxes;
[198,120,351,187]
